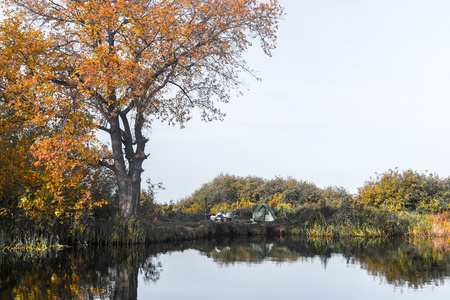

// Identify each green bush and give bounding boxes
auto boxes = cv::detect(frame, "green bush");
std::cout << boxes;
[179,174,349,209]
[357,169,450,213]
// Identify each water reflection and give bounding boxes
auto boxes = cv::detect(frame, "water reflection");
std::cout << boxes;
[1,237,450,299]
[0,245,163,300]
[199,237,450,289]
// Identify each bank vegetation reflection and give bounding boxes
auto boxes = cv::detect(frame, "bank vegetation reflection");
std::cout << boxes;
[207,237,450,289]
[2,237,450,299]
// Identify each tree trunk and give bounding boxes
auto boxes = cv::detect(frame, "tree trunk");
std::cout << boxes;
[116,174,141,219]
[112,267,138,300]
[116,159,143,219]
[109,112,147,219]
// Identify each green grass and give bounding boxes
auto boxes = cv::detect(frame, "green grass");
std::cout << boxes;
[2,234,65,253]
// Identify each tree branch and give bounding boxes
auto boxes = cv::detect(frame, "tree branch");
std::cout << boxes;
[97,159,116,172]
[97,124,111,133]
[168,80,194,105]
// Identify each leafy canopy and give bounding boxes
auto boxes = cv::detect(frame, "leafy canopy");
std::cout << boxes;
[0,17,111,227]
[1,0,283,219]
[4,0,283,126]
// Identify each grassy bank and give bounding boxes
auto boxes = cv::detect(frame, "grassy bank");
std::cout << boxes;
[4,204,450,252]
[0,218,266,250]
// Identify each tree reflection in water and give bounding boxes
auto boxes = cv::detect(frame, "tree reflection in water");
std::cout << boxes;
[0,245,163,300]
[1,237,450,299]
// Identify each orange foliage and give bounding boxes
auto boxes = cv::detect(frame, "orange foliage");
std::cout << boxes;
[429,213,450,237]
[0,18,108,227]
[2,0,283,219]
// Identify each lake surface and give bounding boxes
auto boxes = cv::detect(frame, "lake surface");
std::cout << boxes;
[2,237,450,299]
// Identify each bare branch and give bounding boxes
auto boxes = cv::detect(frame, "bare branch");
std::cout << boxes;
[97,124,111,134]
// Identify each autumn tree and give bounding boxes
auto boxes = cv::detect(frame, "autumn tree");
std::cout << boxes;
[0,17,115,230]
[2,0,283,219]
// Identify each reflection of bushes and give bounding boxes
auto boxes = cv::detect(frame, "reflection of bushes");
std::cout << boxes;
[3,235,450,295]
[355,238,450,288]
[289,237,450,289]
[204,237,450,289]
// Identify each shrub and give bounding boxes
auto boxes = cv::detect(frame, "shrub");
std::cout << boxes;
[357,169,450,213]
[178,174,345,209]
[159,174,353,222]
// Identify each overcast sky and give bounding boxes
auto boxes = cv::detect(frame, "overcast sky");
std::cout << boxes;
[144,0,450,203]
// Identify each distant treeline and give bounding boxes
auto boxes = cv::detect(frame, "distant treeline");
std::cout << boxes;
[164,169,450,216]
[164,173,351,215]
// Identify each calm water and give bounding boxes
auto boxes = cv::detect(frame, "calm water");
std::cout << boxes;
[2,237,450,299]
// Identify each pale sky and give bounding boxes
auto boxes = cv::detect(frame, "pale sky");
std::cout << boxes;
[146,0,450,203]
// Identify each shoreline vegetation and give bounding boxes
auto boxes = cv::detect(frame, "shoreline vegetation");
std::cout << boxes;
[3,170,450,251]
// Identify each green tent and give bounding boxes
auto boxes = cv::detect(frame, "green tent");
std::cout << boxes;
[252,204,277,222]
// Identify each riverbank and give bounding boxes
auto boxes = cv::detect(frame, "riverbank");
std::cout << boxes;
[4,170,450,251]
[3,202,450,251]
